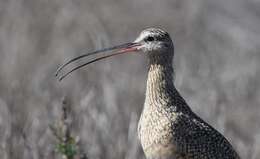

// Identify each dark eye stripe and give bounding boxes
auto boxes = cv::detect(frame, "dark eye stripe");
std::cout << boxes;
[145,36,155,42]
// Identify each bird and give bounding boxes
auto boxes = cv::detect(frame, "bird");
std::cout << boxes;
[56,28,240,159]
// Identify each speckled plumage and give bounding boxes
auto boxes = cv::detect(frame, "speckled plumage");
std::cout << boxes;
[57,27,241,159]
[137,28,240,159]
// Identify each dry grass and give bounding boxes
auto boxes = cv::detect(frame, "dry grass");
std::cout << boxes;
[0,0,260,158]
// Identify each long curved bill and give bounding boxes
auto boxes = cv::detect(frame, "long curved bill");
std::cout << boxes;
[55,42,141,81]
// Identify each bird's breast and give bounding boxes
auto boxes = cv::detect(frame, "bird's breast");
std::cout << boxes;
[138,103,179,158]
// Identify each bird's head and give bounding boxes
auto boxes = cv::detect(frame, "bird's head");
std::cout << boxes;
[56,27,174,81]
[134,28,174,58]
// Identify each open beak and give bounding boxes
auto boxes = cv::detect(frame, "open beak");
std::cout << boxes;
[55,42,141,81]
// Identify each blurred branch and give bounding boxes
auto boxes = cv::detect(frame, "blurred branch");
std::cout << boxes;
[49,97,88,159]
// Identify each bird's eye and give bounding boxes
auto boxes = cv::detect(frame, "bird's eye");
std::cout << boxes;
[145,36,155,42]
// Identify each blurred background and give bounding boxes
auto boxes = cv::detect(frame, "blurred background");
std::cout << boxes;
[0,0,260,158]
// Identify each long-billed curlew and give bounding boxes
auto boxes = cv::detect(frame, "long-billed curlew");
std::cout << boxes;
[56,28,240,159]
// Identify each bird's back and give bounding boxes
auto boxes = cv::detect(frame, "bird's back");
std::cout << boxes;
[138,88,240,159]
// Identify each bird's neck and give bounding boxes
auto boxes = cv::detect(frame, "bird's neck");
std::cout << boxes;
[145,56,175,108]
[144,56,190,112]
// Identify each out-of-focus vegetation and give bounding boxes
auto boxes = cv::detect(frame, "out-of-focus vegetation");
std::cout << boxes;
[50,98,87,159]
[0,0,260,159]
